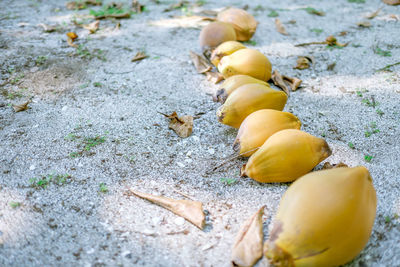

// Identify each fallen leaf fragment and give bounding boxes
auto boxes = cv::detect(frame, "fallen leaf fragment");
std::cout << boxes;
[38,23,57,32]
[365,8,382,19]
[282,75,302,91]
[357,21,372,28]
[132,0,145,13]
[82,20,100,33]
[271,70,290,96]
[295,35,347,47]
[164,0,189,12]
[160,111,193,138]
[294,56,313,70]
[189,51,212,74]
[205,71,224,84]
[322,162,349,170]
[275,19,288,35]
[12,100,30,112]
[129,189,206,229]
[231,206,265,267]
[66,32,78,48]
[131,51,148,62]
[382,0,400,5]
[388,14,400,20]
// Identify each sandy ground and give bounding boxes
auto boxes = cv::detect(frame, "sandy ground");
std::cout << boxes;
[0,0,399,266]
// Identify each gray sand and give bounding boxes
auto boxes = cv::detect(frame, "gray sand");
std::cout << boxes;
[0,0,399,266]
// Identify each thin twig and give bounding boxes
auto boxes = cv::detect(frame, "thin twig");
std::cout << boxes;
[295,41,327,47]
[376,61,400,72]
[211,147,261,172]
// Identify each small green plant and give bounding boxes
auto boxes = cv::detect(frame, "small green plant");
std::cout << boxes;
[64,133,78,141]
[83,136,106,151]
[29,173,71,189]
[196,0,206,6]
[79,83,89,89]
[374,47,392,57]
[348,142,355,149]
[10,73,25,85]
[35,55,47,65]
[9,201,21,208]
[99,182,108,193]
[364,155,373,162]
[348,0,365,3]
[89,4,130,18]
[376,109,384,116]
[76,45,106,61]
[302,7,325,16]
[310,28,323,34]
[385,215,391,223]
[268,10,279,17]
[243,40,257,46]
[93,82,102,87]
[364,131,372,137]
[220,178,237,185]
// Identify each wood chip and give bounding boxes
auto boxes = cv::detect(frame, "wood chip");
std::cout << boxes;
[189,51,212,74]
[131,51,148,62]
[132,0,145,13]
[382,0,400,5]
[294,56,313,70]
[129,189,206,229]
[283,75,302,91]
[231,206,265,267]
[275,19,288,35]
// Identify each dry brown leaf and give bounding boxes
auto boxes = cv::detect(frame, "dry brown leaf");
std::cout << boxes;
[131,51,148,62]
[132,0,145,13]
[66,0,101,10]
[388,14,400,20]
[294,56,313,70]
[205,71,224,84]
[382,0,400,5]
[322,162,349,170]
[283,75,303,91]
[327,62,336,71]
[12,100,30,112]
[339,31,348,36]
[160,111,193,138]
[365,8,382,19]
[275,19,288,35]
[295,35,347,47]
[82,20,100,33]
[66,32,78,40]
[38,23,57,32]
[129,189,206,229]
[231,206,265,267]
[357,21,372,28]
[271,70,290,96]
[189,51,212,74]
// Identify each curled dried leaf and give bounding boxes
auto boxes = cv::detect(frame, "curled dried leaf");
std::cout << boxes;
[82,20,100,33]
[131,51,148,62]
[231,206,265,267]
[326,35,348,47]
[275,19,288,35]
[382,0,400,5]
[189,51,212,74]
[282,75,302,91]
[271,70,290,96]
[163,0,189,12]
[129,189,206,229]
[160,111,193,138]
[294,56,313,70]
[66,32,78,40]
[357,21,372,28]
[12,100,30,112]
[66,0,102,10]
[205,71,224,84]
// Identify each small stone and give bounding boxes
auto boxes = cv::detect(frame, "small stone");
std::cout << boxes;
[30,67,39,73]
[185,158,193,164]
[87,248,95,254]
[192,136,200,142]
[208,148,215,155]
[186,151,192,157]
[176,162,185,168]
[174,217,185,226]
[61,106,68,111]
[29,164,36,170]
